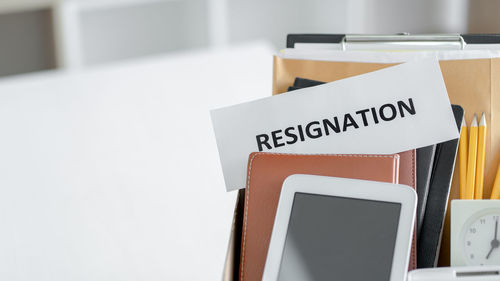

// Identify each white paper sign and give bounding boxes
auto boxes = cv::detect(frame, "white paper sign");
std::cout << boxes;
[211,59,459,191]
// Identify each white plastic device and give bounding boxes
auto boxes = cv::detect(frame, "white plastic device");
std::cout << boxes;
[262,174,417,281]
[408,266,500,281]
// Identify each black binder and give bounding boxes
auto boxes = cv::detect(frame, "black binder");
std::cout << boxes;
[418,105,463,268]
[416,145,436,243]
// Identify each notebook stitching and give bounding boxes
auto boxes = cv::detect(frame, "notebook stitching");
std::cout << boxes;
[243,152,398,158]
[240,152,398,281]
[241,152,258,281]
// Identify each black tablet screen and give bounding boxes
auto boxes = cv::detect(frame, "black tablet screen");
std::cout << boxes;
[277,192,401,281]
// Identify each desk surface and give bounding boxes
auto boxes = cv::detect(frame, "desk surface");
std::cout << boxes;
[0,43,273,281]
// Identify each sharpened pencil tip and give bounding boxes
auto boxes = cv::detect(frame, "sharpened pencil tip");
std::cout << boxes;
[480,112,486,126]
[471,114,478,127]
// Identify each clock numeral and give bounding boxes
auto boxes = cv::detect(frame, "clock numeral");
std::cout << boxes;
[470,228,477,234]
[467,241,471,246]
[480,219,486,224]
[470,254,474,259]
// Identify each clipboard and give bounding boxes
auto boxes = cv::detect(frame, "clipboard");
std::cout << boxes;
[286,33,500,50]
[273,33,500,268]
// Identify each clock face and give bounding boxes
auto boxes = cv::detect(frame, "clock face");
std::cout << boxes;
[463,213,500,265]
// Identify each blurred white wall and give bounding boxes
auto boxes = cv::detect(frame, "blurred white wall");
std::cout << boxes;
[79,0,209,65]
[353,0,469,34]
[227,0,349,48]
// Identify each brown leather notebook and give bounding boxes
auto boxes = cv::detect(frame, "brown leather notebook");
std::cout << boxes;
[239,152,404,281]
[398,150,418,270]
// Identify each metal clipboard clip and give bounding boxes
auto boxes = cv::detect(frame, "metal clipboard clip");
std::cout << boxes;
[340,33,466,51]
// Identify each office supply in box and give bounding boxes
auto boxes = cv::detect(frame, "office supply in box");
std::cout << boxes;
[475,113,487,200]
[239,152,401,281]
[211,59,459,191]
[418,105,463,268]
[283,34,500,63]
[262,175,417,281]
[287,78,323,91]
[286,77,436,242]
[274,33,497,266]
[460,112,487,200]
[286,34,500,50]
[292,77,323,88]
[451,200,500,266]
[492,154,500,199]
[417,145,438,241]
[459,117,468,200]
[221,34,500,280]
[407,266,500,281]
[466,115,479,200]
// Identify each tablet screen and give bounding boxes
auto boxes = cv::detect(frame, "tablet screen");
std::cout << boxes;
[277,192,401,281]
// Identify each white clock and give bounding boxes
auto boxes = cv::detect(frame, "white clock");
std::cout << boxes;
[451,200,500,266]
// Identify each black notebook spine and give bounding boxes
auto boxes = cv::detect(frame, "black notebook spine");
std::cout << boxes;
[417,105,463,268]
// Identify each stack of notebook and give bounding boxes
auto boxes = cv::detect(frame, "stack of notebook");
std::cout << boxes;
[237,78,463,281]
[239,152,415,281]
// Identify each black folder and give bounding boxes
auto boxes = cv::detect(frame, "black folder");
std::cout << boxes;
[416,145,436,243]
[418,105,463,268]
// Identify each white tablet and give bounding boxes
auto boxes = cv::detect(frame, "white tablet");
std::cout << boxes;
[262,174,417,281]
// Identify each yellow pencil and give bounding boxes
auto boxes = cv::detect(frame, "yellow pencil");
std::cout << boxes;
[465,114,478,200]
[459,116,468,199]
[491,158,500,199]
[474,113,487,199]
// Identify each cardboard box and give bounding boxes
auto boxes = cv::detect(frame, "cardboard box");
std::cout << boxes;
[222,190,244,281]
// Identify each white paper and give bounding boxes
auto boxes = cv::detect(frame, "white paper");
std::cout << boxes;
[280,48,500,63]
[211,59,459,191]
